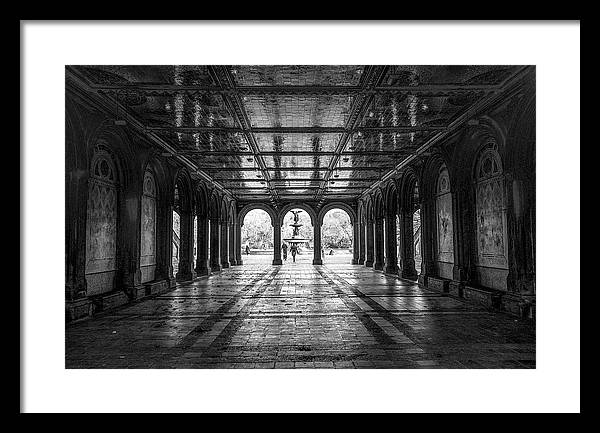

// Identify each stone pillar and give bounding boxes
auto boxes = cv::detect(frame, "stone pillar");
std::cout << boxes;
[313,222,323,265]
[419,199,437,283]
[220,219,230,268]
[176,210,196,281]
[235,221,243,266]
[273,219,282,265]
[209,217,222,272]
[229,222,237,265]
[352,222,360,265]
[373,217,385,270]
[65,172,89,303]
[120,189,143,299]
[357,220,365,265]
[195,215,210,276]
[451,189,468,283]
[160,202,176,287]
[364,219,374,267]
[398,209,418,280]
[384,214,398,275]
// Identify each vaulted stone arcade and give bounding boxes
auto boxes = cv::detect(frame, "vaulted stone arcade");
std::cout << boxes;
[65,65,536,368]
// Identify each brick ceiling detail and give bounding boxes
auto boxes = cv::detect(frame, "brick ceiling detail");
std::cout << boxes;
[69,65,524,204]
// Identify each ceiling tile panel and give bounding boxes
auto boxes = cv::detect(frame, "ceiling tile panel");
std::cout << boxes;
[232,65,363,86]
[245,95,353,128]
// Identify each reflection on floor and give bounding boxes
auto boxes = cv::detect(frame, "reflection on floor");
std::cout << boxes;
[66,257,535,369]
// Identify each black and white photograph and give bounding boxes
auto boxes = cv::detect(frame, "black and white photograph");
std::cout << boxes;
[21,21,580,413]
[64,64,536,369]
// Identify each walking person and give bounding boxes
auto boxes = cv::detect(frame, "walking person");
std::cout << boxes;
[282,243,288,261]
[245,244,250,255]
[290,244,298,263]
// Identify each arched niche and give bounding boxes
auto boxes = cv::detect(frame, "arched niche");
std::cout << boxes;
[435,165,454,279]
[472,140,509,289]
[85,146,120,295]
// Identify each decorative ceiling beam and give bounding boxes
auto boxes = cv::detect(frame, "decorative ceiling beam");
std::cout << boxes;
[205,167,391,171]
[313,66,391,203]
[172,150,414,157]
[219,177,377,182]
[91,83,498,95]
[360,66,535,199]
[65,67,235,200]
[207,66,280,203]
[148,125,445,134]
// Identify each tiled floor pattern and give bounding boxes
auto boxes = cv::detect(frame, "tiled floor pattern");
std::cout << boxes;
[66,260,535,368]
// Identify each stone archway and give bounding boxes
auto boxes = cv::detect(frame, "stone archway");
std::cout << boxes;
[317,202,357,265]
[278,203,318,264]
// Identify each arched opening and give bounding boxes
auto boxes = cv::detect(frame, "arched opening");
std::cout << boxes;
[241,208,274,264]
[172,184,181,276]
[396,214,402,267]
[412,183,422,276]
[321,208,353,264]
[282,208,314,264]
[193,215,198,267]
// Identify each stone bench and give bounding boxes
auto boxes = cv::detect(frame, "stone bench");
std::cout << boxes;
[448,281,464,298]
[143,279,170,297]
[427,276,450,294]
[463,285,503,310]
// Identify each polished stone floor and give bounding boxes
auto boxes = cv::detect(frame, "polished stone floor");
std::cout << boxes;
[66,257,535,369]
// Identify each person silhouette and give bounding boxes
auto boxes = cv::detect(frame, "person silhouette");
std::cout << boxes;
[290,244,298,262]
[282,243,288,261]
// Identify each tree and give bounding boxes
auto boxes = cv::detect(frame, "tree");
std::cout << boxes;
[241,209,273,249]
[322,209,352,249]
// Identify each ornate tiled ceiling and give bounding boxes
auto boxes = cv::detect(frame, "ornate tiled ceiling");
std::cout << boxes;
[67,65,525,203]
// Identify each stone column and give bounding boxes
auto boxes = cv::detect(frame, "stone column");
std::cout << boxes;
[176,210,196,281]
[364,219,374,267]
[220,219,230,268]
[451,189,468,283]
[209,217,222,272]
[235,221,243,266]
[313,222,323,265]
[120,189,143,299]
[352,222,360,264]
[373,217,385,270]
[65,171,89,321]
[357,220,366,265]
[419,199,437,283]
[195,215,210,276]
[398,209,418,280]
[159,202,176,287]
[384,214,398,275]
[273,219,282,265]
[229,222,237,265]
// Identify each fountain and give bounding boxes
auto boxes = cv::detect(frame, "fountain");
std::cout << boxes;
[283,210,310,251]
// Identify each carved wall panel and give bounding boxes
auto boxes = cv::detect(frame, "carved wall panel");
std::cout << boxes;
[140,169,157,283]
[436,167,454,268]
[474,148,508,270]
[85,151,118,295]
